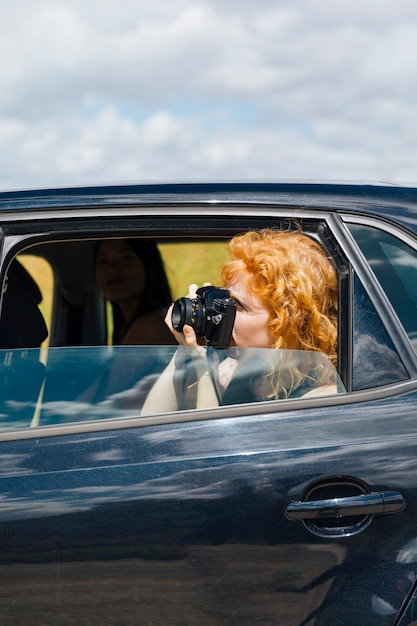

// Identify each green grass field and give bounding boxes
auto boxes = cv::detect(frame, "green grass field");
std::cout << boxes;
[159,241,229,299]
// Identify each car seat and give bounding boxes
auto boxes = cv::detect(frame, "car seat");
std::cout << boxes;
[0,259,48,349]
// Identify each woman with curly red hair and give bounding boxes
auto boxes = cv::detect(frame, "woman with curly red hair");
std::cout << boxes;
[221,229,337,358]
[142,229,339,414]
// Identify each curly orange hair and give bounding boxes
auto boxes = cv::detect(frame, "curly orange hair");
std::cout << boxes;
[221,229,338,363]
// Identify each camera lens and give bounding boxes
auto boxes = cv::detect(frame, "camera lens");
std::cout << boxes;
[171,297,205,333]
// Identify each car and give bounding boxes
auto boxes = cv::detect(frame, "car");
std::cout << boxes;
[0,181,417,625]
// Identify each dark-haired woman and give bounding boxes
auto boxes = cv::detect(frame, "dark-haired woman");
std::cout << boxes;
[95,238,175,345]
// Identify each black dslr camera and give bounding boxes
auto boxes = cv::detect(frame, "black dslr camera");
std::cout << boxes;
[171,286,236,349]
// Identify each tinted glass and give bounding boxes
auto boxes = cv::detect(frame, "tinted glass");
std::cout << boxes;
[349,223,417,353]
[0,346,345,430]
[352,275,408,390]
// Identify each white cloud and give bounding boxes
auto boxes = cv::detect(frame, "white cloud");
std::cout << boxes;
[1,0,417,189]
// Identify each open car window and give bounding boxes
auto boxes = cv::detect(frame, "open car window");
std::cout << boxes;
[0,346,345,431]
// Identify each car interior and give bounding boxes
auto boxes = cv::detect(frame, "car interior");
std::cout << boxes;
[0,234,236,427]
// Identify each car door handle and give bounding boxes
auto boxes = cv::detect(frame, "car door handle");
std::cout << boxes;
[286,490,405,520]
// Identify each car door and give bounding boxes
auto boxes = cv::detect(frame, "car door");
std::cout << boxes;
[0,204,417,626]
[0,359,415,626]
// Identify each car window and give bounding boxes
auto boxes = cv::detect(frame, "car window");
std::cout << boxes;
[348,223,417,353]
[0,346,345,430]
[352,273,409,390]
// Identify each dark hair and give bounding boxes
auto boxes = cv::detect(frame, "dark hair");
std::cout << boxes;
[96,238,172,344]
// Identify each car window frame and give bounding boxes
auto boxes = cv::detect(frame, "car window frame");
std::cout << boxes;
[1,207,417,441]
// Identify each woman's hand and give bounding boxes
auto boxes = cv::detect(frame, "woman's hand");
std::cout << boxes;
[165,283,200,347]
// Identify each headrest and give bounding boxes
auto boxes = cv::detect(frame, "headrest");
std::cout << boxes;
[0,259,48,349]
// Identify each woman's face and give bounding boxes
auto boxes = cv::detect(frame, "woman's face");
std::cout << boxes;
[226,275,274,349]
[95,240,146,305]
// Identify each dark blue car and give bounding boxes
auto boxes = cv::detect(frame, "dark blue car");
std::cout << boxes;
[1,182,417,624]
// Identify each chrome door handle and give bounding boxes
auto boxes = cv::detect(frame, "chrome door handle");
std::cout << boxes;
[286,490,405,521]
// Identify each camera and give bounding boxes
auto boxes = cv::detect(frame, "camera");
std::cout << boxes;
[171,286,236,349]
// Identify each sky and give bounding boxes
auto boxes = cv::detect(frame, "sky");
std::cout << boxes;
[2,0,417,191]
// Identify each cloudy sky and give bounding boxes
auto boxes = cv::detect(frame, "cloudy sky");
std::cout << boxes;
[2,0,417,190]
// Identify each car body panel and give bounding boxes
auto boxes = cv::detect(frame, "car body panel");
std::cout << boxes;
[0,392,417,624]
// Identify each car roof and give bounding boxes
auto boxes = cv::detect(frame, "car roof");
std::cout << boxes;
[1,181,417,233]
